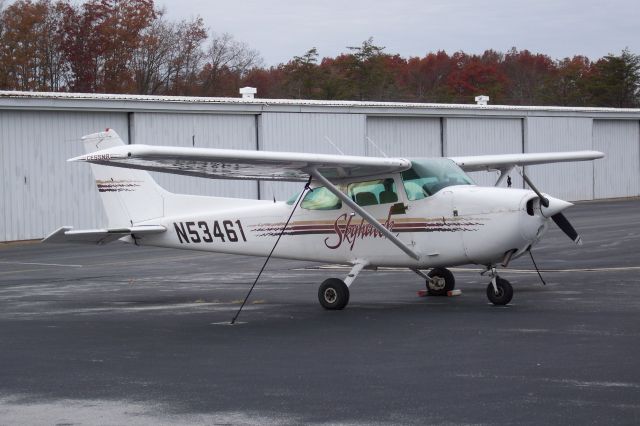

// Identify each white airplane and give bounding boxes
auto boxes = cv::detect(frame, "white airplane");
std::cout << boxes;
[44,129,604,309]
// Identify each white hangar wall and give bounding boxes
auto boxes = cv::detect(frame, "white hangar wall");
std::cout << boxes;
[0,110,128,242]
[366,117,441,158]
[592,120,640,199]
[525,117,595,201]
[0,91,639,241]
[259,112,367,201]
[131,112,258,199]
[444,117,524,188]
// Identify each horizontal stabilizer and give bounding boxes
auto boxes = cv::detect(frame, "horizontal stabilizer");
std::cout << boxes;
[42,225,166,244]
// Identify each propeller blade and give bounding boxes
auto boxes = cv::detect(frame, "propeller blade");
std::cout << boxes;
[552,213,582,245]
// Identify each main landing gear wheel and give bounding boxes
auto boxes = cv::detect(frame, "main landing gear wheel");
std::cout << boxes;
[426,267,455,296]
[318,278,350,310]
[486,277,513,305]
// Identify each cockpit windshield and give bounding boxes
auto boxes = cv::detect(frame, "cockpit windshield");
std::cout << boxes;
[401,158,474,200]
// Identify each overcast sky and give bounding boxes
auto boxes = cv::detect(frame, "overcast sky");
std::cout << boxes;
[155,0,639,66]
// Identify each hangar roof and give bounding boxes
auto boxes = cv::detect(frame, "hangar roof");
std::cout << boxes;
[1,90,639,119]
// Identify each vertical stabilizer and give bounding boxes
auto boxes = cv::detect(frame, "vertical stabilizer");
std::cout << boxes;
[82,129,165,227]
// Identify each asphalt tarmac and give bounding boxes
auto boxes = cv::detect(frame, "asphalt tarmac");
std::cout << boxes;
[0,198,639,425]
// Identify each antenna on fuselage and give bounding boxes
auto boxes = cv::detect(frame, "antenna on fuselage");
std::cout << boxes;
[365,136,388,158]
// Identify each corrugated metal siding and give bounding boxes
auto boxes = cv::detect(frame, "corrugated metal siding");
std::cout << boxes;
[2,99,640,242]
[593,120,640,198]
[525,117,594,201]
[365,116,441,157]
[0,111,127,241]
[131,112,257,199]
[444,117,524,188]
[259,112,367,200]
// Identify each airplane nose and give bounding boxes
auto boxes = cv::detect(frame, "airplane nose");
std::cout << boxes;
[540,195,573,217]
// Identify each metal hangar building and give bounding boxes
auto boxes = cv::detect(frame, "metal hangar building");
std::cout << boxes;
[1,90,639,242]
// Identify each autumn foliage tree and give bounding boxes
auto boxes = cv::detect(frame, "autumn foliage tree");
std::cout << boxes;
[343,38,395,101]
[446,50,508,103]
[588,49,640,108]
[551,56,592,106]
[280,47,321,99]
[62,0,157,92]
[502,48,556,105]
[0,0,69,90]
[0,1,638,107]
[401,51,454,102]
[0,0,261,96]
[199,32,262,97]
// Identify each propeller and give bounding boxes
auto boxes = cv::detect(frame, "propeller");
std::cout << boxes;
[537,196,583,245]
[551,212,583,245]
[519,171,583,291]
[521,171,583,245]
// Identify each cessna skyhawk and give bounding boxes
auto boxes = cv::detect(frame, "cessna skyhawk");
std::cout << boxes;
[44,129,604,309]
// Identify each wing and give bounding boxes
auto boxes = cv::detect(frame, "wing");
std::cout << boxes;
[449,151,604,172]
[69,144,411,182]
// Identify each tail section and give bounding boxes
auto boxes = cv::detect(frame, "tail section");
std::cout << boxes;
[82,129,166,227]
[44,129,268,245]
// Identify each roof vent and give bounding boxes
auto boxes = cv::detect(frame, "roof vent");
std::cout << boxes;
[239,87,257,99]
[475,95,489,106]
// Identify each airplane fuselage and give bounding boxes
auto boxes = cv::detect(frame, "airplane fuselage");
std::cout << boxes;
[134,185,549,269]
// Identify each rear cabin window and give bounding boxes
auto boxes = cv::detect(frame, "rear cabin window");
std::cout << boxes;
[347,178,398,206]
[286,191,301,205]
[300,186,342,210]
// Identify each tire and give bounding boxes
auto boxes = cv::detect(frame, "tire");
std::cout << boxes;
[486,277,513,305]
[318,278,350,310]
[426,267,455,296]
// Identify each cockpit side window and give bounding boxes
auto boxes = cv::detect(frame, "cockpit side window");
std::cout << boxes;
[401,168,429,201]
[402,158,474,200]
[301,186,342,210]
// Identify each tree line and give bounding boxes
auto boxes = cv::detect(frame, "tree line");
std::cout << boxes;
[1,0,639,107]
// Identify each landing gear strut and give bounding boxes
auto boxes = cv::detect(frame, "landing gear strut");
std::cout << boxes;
[484,266,513,305]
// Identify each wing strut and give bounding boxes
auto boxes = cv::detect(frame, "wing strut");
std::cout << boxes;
[495,166,514,187]
[309,169,420,261]
[519,168,549,207]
